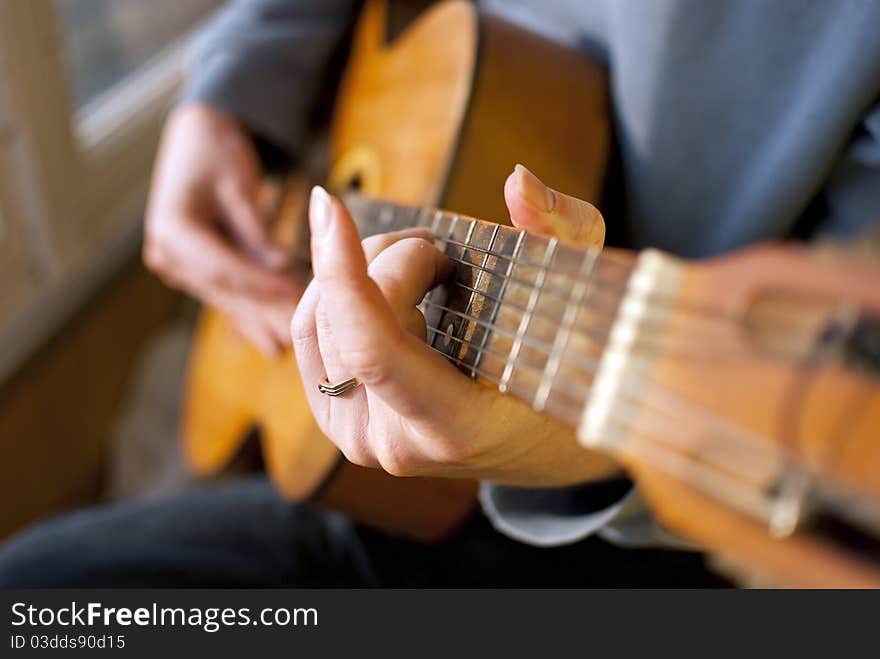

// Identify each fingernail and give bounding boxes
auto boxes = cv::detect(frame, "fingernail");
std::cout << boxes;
[514,164,556,213]
[309,186,333,235]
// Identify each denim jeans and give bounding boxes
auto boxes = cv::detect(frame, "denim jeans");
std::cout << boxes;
[0,477,726,587]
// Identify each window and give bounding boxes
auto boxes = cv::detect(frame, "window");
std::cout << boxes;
[55,0,224,111]
[0,0,225,383]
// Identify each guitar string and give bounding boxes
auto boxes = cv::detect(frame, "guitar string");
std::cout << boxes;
[358,202,824,341]
[445,278,766,363]
[424,314,788,467]
[427,280,766,374]
[371,204,784,334]
[428,302,824,502]
[412,231,857,490]
[355,203,847,521]
[434,333,791,519]
[419,251,845,479]
[359,207,837,447]
[435,242,818,343]
[426,300,816,512]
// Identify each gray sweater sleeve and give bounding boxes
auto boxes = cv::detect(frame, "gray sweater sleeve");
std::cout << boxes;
[812,101,880,238]
[179,0,361,156]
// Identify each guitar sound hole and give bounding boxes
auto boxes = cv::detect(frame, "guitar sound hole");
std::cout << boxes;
[345,173,363,192]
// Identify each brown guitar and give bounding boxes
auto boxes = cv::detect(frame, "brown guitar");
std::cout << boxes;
[298,193,880,587]
[183,0,610,542]
[184,0,880,587]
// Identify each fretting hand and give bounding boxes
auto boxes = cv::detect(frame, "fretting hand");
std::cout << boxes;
[291,165,619,486]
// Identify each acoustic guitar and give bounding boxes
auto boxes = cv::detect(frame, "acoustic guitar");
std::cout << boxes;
[185,0,880,587]
[183,0,610,542]
[333,194,880,587]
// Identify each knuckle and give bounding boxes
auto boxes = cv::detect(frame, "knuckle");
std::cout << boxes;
[360,234,387,257]
[340,346,390,386]
[338,440,373,469]
[141,238,166,273]
[290,306,315,346]
[376,443,412,477]
[573,203,602,241]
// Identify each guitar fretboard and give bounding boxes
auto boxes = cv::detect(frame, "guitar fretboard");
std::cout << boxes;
[343,194,880,543]
[344,194,635,426]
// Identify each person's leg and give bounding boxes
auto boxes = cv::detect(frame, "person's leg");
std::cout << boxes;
[0,477,378,587]
[356,512,729,587]
[0,476,727,588]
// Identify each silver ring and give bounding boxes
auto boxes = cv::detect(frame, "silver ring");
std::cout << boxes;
[317,377,361,397]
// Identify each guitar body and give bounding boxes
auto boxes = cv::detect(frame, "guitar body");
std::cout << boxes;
[183,0,609,541]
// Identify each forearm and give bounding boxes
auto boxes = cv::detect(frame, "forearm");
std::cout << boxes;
[180,0,361,156]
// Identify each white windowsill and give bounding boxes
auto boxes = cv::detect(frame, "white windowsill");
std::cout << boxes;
[0,36,190,386]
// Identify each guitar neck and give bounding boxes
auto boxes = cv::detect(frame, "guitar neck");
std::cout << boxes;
[345,193,633,428]
[346,193,880,548]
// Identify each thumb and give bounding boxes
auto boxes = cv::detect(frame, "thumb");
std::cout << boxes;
[504,164,605,248]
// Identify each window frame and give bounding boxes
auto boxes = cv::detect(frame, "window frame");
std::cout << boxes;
[0,0,209,384]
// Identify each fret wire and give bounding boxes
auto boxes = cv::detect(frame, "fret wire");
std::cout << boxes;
[428,214,461,354]
[429,317,784,455]
[423,289,796,491]
[352,199,738,330]
[466,223,501,377]
[420,211,447,344]
[431,332,786,509]
[480,229,526,376]
[449,275,613,340]
[416,207,433,230]
[436,233,754,331]
[457,220,480,370]
[425,292,763,368]
[426,325,545,377]
[425,211,443,336]
[422,298,601,369]
[435,248,775,367]
[436,239,626,308]
[533,248,599,411]
[435,233,630,274]
[446,264,777,359]
[367,210,803,498]
[435,239,759,334]
[429,209,443,234]
[438,333,790,521]
[432,322,788,492]
[425,325,596,412]
[351,198,792,335]
[425,331,584,426]
[500,237,558,393]
[350,197,749,332]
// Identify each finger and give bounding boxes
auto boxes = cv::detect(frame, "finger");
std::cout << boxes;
[362,230,440,339]
[291,280,379,468]
[367,236,451,321]
[175,221,301,299]
[291,281,331,427]
[362,227,434,263]
[504,164,605,247]
[308,186,481,420]
[215,177,288,268]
